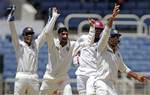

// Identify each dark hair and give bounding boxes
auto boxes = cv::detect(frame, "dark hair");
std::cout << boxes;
[110,34,121,38]
[58,28,68,34]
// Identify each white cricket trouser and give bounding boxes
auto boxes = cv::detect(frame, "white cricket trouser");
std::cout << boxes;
[77,75,89,95]
[86,76,118,95]
[94,80,118,95]
[86,76,96,95]
[14,72,39,95]
[40,75,72,95]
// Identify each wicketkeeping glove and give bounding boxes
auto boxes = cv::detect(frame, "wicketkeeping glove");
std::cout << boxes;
[7,5,16,21]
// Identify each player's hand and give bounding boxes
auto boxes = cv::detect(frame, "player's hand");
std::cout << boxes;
[88,18,95,27]
[52,89,60,95]
[111,4,120,19]
[52,7,60,18]
[107,4,120,28]
[137,76,148,85]
[7,5,16,21]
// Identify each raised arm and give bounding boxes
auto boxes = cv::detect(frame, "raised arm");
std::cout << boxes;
[46,8,60,50]
[35,7,60,49]
[84,18,96,46]
[7,5,20,51]
[72,19,96,56]
[97,4,120,53]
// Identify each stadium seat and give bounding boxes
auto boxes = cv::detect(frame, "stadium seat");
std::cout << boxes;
[120,37,150,72]
[2,36,150,80]
[67,2,81,10]
[137,2,150,10]
[68,67,77,79]
[70,82,77,89]
[38,71,45,79]
[95,3,108,11]
[122,2,136,10]
[81,3,94,10]
[3,71,16,80]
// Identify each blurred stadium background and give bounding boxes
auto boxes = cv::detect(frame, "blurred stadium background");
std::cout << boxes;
[0,0,150,95]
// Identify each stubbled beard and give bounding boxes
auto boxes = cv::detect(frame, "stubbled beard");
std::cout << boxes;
[110,44,116,48]
[60,40,67,47]
[109,43,119,49]
[25,41,31,46]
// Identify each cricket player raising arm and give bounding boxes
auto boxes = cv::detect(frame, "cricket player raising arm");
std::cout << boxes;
[40,8,97,95]
[73,19,105,95]
[7,5,59,95]
[86,4,148,95]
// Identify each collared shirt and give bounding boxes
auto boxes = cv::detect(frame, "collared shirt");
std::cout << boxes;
[46,38,75,77]
[93,25,131,83]
[95,45,131,83]
[16,40,38,73]
[75,26,111,77]
[8,15,58,75]
[75,42,97,76]
[45,26,96,78]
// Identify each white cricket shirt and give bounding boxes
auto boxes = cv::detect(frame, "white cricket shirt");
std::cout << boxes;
[91,25,131,83]
[8,15,58,78]
[75,26,111,76]
[44,26,96,79]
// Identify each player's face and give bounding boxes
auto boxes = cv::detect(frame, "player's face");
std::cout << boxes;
[109,35,120,47]
[58,31,68,43]
[95,28,103,38]
[24,34,33,45]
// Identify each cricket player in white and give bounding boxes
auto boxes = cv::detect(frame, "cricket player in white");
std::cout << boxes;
[73,20,105,95]
[40,9,97,95]
[7,6,59,95]
[86,4,148,95]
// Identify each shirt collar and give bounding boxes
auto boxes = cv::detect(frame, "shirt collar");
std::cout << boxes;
[107,45,119,54]
[55,38,70,49]
[107,45,114,53]
[23,40,34,48]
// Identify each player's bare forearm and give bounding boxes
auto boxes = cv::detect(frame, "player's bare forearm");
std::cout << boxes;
[88,18,95,27]
[127,71,148,84]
